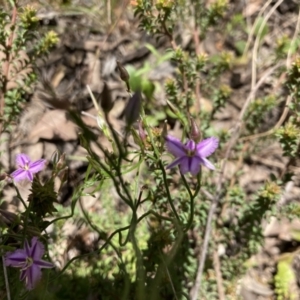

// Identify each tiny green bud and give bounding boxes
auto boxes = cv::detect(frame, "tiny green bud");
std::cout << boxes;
[20,5,39,29]
[196,52,208,71]
[38,30,59,54]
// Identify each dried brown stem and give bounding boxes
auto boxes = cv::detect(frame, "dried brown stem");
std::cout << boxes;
[213,248,225,300]
[193,26,201,115]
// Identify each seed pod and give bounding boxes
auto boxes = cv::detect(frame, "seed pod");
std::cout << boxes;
[138,120,146,142]
[189,116,201,143]
[166,100,179,115]
[58,167,69,193]
[116,60,131,92]
[124,91,142,127]
[160,120,168,151]
[101,82,114,113]
[56,153,66,170]
[0,173,7,181]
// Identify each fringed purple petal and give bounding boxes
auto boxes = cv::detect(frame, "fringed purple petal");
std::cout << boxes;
[11,169,28,182]
[201,157,215,170]
[196,137,219,158]
[5,249,27,267]
[34,259,54,269]
[179,157,191,174]
[166,156,185,170]
[165,135,186,157]
[25,265,42,290]
[28,159,46,174]
[16,154,31,168]
[30,237,45,260]
[20,269,27,281]
[26,171,33,181]
[25,239,31,255]
[189,157,201,175]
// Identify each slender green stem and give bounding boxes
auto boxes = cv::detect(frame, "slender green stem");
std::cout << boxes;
[130,211,146,299]
[2,255,11,300]
[53,224,130,280]
[52,202,156,280]
[13,183,27,209]
[181,171,202,232]
[87,155,133,209]
[149,226,184,300]
[91,140,134,209]
[160,160,181,223]
[141,111,180,222]
[22,201,32,245]
[79,197,124,262]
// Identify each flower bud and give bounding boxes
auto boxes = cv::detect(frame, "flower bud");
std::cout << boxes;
[189,117,201,143]
[56,153,66,170]
[166,100,179,115]
[58,167,69,192]
[51,150,60,165]
[101,82,114,113]
[160,120,168,151]
[0,173,7,181]
[116,60,130,92]
[124,91,142,127]
[138,120,146,142]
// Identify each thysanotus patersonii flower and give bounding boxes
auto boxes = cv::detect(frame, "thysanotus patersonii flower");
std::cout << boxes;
[4,237,54,290]
[11,153,46,182]
[165,135,218,175]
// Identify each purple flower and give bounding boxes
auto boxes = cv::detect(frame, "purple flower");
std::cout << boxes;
[11,154,46,182]
[4,237,54,290]
[165,135,219,175]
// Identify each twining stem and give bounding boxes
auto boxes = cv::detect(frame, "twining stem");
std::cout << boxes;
[53,207,154,280]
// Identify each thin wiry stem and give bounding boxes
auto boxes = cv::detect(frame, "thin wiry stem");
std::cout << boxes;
[2,254,11,300]
[160,251,179,300]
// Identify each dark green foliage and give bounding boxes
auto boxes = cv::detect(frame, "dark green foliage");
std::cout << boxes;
[28,177,58,219]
